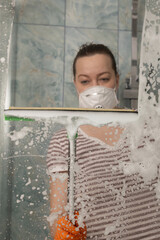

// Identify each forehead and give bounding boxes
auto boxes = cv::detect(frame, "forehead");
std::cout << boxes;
[75,54,113,73]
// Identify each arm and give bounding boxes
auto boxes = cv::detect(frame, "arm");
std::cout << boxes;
[47,130,86,239]
[49,172,68,239]
[49,173,87,240]
[46,130,69,237]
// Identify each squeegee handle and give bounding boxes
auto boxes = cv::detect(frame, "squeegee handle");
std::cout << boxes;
[68,135,77,224]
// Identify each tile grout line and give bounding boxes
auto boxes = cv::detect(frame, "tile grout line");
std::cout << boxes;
[13,22,130,32]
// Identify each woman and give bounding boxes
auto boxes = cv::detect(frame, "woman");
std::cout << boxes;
[47,43,160,240]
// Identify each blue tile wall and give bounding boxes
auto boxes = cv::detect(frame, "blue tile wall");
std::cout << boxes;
[66,0,118,29]
[10,0,145,108]
[14,0,65,25]
[10,24,64,107]
[119,0,132,31]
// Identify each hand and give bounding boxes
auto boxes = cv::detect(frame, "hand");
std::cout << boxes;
[54,212,87,240]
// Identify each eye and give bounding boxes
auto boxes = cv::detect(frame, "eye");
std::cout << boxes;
[99,78,110,82]
[80,80,90,85]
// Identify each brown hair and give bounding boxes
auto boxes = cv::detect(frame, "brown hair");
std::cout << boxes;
[73,43,118,78]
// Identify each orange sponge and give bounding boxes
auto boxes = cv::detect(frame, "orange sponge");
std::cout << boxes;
[54,212,87,240]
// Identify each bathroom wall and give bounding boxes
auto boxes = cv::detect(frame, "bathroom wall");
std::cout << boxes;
[9,0,145,109]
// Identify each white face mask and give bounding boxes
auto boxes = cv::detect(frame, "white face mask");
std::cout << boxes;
[79,86,119,109]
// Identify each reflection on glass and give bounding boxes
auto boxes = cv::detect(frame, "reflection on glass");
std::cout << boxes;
[7,0,145,110]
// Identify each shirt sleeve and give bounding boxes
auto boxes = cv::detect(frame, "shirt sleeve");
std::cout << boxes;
[46,129,69,174]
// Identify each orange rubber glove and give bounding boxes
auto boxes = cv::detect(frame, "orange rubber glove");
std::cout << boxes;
[54,212,87,240]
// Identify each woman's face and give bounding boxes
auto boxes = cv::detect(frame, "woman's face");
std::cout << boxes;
[74,54,119,94]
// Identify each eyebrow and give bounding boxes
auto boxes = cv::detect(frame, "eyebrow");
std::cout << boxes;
[97,71,111,77]
[78,71,110,79]
[78,74,89,79]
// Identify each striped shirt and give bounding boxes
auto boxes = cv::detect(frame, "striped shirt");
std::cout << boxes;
[46,128,160,240]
